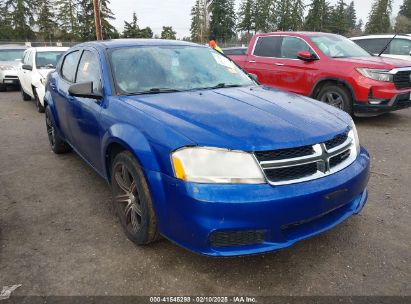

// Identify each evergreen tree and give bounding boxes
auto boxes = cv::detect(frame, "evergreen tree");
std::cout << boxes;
[254,0,273,33]
[77,0,118,41]
[329,0,348,34]
[365,0,392,34]
[55,0,78,41]
[304,0,331,32]
[277,0,293,31]
[0,0,14,40]
[191,0,208,43]
[37,0,57,41]
[399,0,411,19]
[139,27,153,39]
[237,0,255,34]
[161,26,177,40]
[209,0,236,42]
[289,0,305,31]
[4,0,36,40]
[123,12,140,38]
[346,1,357,30]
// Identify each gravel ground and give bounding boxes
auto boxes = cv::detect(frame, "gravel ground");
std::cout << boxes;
[0,91,410,297]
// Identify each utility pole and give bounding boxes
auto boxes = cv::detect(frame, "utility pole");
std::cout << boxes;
[93,0,103,40]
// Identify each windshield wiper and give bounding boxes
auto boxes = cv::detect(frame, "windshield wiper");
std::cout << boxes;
[128,88,183,95]
[191,83,243,91]
[38,64,55,69]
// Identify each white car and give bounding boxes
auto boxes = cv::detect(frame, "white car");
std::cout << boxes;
[351,34,411,61]
[0,44,27,92]
[18,47,68,113]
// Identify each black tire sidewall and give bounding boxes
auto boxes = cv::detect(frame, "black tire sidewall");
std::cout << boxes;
[318,85,353,115]
[111,152,158,245]
[45,106,70,154]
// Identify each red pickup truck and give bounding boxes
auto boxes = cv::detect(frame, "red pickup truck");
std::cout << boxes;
[226,32,411,116]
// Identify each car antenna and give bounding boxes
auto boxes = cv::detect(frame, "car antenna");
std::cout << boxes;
[378,33,397,57]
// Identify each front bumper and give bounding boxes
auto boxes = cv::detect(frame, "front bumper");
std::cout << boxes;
[354,92,411,115]
[147,148,371,257]
[0,70,20,86]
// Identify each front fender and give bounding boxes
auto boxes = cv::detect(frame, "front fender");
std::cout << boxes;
[101,123,161,179]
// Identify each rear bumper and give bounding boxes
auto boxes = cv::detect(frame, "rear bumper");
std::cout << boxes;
[146,148,371,257]
[0,70,20,86]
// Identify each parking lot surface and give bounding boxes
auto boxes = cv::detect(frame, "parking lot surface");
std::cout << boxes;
[0,91,410,296]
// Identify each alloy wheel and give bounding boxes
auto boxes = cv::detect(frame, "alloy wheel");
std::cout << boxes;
[113,163,143,234]
[320,92,344,109]
[45,111,55,148]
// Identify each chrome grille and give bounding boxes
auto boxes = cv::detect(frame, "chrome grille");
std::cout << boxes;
[254,131,357,186]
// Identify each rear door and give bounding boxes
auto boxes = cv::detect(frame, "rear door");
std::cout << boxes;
[68,48,104,171]
[244,35,283,87]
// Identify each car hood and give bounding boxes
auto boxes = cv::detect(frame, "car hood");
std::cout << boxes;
[335,56,411,69]
[121,86,352,152]
[0,60,21,68]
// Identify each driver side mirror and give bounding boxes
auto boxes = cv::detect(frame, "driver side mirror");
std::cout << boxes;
[22,64,32,71]
[297,51,318,62]
[68,81,103,100]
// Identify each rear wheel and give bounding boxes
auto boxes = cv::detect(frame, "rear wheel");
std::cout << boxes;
[45,106,71,154]
[111,151,160,245]
[21,86,31,101]
[317,85,353,115]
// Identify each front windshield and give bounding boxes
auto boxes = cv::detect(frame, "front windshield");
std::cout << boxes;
[311,35,371,58]
[0,49,25,61]
[110,45,255,95]
[36,51,64,69]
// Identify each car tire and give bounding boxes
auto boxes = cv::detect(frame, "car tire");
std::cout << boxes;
[0,84,6,92]
[21,86,31,101]
[317,85,353,115]
[45,106,71,154]
[34,89,45,113]
[111,151,160,246]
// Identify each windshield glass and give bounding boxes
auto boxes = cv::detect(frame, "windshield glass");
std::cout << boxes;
[110,46,255,95]
[311,35,371,58]
[0,49,25,61]
[36,51,65,69]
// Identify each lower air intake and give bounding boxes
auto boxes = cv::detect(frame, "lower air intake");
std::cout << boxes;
[209,230,265,247]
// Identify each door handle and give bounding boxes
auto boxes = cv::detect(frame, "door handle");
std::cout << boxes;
[274,63,285,66]
[249,60,256,63]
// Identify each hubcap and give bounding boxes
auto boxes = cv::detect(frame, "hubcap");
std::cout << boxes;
[46,112,55,147]
[321,92,344,109]
[114,163,143,233]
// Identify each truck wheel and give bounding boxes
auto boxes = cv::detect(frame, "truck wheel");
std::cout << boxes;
[45,106,71,154]
[21,87,31,101]
[34,89,45,113]
[317,85,353,114]
[111,151,160,246]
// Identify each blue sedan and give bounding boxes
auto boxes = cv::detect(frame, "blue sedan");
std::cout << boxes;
[44,39,370,257]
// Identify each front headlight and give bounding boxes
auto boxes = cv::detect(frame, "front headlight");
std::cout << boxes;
[349,119,360,155]
[171,147,266,184]
[356,68,393,82]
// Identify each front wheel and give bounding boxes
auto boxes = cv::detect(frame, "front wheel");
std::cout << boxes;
[111,151,160,246]
[317,85,353,114]
[45,106,71,154]
[35,89,45,113]
[21,86,31,101]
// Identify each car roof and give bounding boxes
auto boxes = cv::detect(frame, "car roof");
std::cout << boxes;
[256,31,341,38]
[26,47,69,52]
[74,39,201,50]
[351,34,411,40]
[0,44,28,50]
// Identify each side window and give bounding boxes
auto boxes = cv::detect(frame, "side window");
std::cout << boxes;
[281,37,313,59]
[354,39,390,54]
[253,36,282,58]
[390,39,411,55]
[76,50,101,93]
[61,51,80,83]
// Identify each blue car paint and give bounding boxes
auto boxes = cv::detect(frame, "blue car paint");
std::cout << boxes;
[45,39,370,256]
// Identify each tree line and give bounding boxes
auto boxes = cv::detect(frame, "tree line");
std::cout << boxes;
[0,0,177,41]
[191,0,411,44]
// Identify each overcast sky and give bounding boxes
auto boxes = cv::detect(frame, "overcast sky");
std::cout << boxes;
[110,0,403,38]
